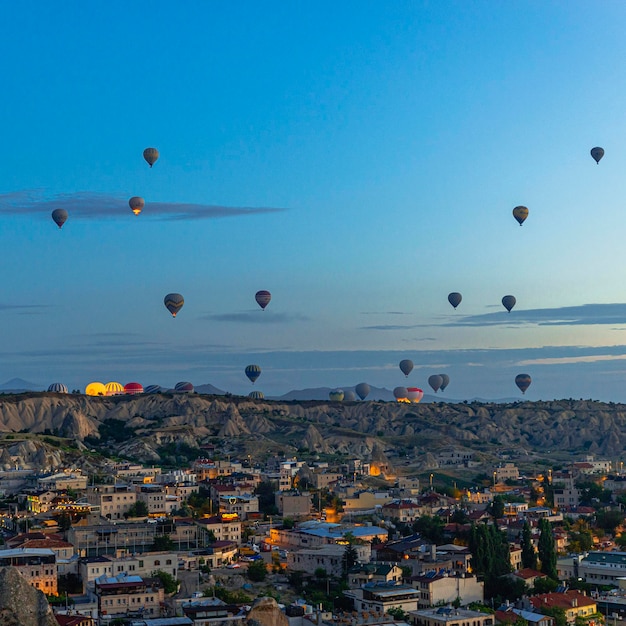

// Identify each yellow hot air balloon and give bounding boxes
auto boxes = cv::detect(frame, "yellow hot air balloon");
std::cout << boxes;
[85,382,106,396]
[105,381,124,396]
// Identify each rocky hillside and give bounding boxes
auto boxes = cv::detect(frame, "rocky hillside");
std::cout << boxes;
[0,567,58,626]
[0,393,623,466]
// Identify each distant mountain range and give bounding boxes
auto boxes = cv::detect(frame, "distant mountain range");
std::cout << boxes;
[0,378,43,393]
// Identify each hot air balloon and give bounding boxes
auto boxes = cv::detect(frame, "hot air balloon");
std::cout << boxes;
[448,292,462,309]
[329,389,344,402]
[85,382,106,396]
[47,383,68,393]
[105,382,124,396]
[591,147,604,164]
[143,147,159,167]
[399,359,414,377]
[245,365,261,384]
[343,390,356,402]
[249,390,264,399]
[255,290,271,310]
[439,374,450,392]
[355,382,370,400]
[406,387,424,403]
[515,373,532,394]
[175,381,194,393]
[144,384,162,394]
[512,206,529,226]
[502,295,516,313]
[124,382,144,395]
[393,386,408,401]
[428,374,443,393]
[129,196,145,216]
[164,293,184,317]
[51,209,68,229]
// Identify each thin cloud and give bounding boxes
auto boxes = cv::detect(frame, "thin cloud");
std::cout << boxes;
[203,312,308,324]
[0,190,288,221]
[0,304,50,314]
[443,303,626,327]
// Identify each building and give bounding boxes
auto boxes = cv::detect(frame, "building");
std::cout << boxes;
[37,471,88,491]
[345,583,422,615]
[218,494,259,520]
[95,573,164,622]
[382,500,424,523]
[269,520,387,550]
[558,551,626,585]
[409,606,495,626]
[348,563,404,589]
[86,484,137,520]
[0,547,57,595]
[410,573,484,608]
[496,608,554,626]
[529,591,597,624]
[5,532,77,575]
[275,491,312,519]
[195,515,242,546]
[495,464,520,483]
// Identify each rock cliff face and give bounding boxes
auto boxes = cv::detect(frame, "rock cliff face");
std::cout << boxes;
[0,393,624,466]
[0,567,58,626]
[246,597,289,626]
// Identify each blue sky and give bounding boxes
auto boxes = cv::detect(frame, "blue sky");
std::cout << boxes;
[2,1,626,400]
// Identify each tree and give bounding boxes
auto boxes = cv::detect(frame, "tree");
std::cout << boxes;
[521,521,537,570]
[247,559,267,582]
[254,481,279,516]
[491,496,505,520]
[468,523,512,599]
[540,607,567,626]
[595,509,625,534]
[413,515,444,543]
[152,534,175,551]
[538,518,557,580]
[342,539,359,579]
[151,569,178,594]
[125,501,149,519]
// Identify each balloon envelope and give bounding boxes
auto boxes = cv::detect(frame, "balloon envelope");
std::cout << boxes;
[105,382,124,396]
[591,147,604,164]
[515,374,532,394]
[355,382,370,400]
[144,384,162,394]
[129,196,145,215]
[85,382,106,396]
[175,381,194,393]
[502,295,516,312]
[448,292,462,309]
[428,374,443,393]
[245,364,261,383]
[255,290,272,310]
[124,382,144,395]
[406,387,423,403]
[48,383,68,393]
[343,390,356,402]
[51,208,68,229]
[439,374,450,392]
[512,206,529,226]
[329,389,344,402]
[249,390,264,399]
[143,147,159,167]
[399,359,414,377]
[393,386,408,400]
[164,293,184,317]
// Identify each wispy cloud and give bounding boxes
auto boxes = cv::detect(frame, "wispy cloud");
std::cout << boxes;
[0,304,50,314]
[359,324,424,330]
[0,190,288,221]
[202,312,309,324]
[443,303,626,327]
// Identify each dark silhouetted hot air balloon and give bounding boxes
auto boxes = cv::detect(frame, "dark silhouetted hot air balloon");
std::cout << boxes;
[143,147,159,167]
[144,384,162,394]
[515,374,531,394]
[51,209,68,229]
[355,382,370,400]
[329,389,344,402]
[502,295,516,313]
[399,359,414,377]
[164,293,184,317]
[428,374,443,393]
[439,374,450,392]
[129,196,145,215]
[343,389,356,402]
[591,147,604,164]
[448,292,462,309]
[124,382,144,395]
[393,386,408,401]
[175,381,194,393]
[255,290,271,310]
[245,364,261,384]
[249,390,264,399]
[48,383,68,393]
[512,206,528,226]
[406,387,424,403]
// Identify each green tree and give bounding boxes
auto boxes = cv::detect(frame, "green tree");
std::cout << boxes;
[521,521,537,570]
[254,481,279,516]
[152,534,175,551]
[342,539,359,579]
[247,559,268,582]
[538,518,557,580]
[595,509,625,534]
[151,569,178,594]
[540,607,567,626]
[491,496,505,520]
[468,523,512,599]
[413,515,444,543]
[125,500,149,518]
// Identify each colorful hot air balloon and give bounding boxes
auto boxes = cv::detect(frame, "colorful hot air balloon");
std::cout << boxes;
[51,209,68,229]
[245,364,261,384]
[85,382,106,396]
[249,390,264,399]
[591,147,604,164]
[406,387,423,403]
[129,196,145,216]
[124,382,144,395]
[515,373,532,394]
[143,147,159,167]
[255,290,272,310]
[164,293,184,317]
[144,384,162,394]
[448,292,462,309]
[428,375,443,393]
[329,389,344,402]
[355,382,370,400]
[175,381,194,393]
[47,383,68,393]
[502,295,516,313]
[399,359,414,377]
[393,386,408,401]
[439,374,450,392]
[105,382,124,396]
[512,206,529,226]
